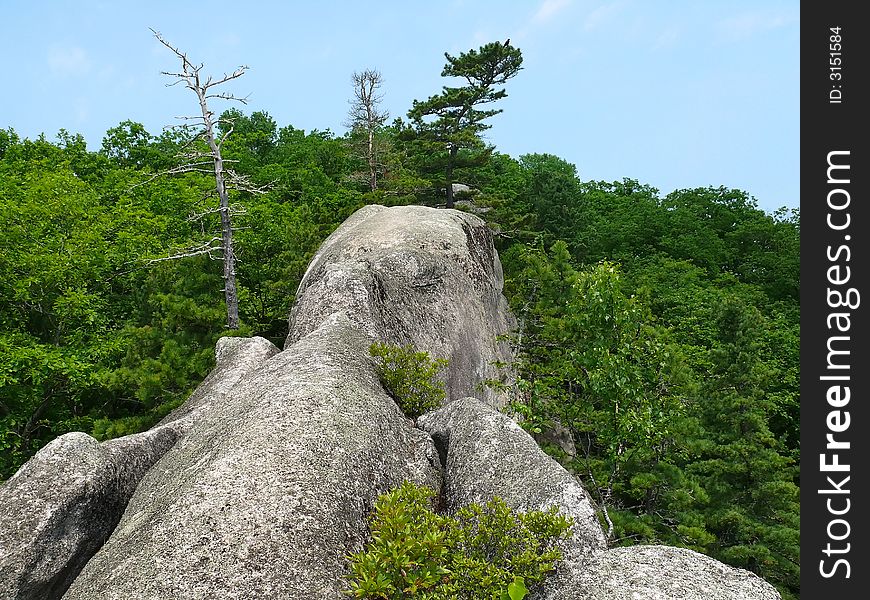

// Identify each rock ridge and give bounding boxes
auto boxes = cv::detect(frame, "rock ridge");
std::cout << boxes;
[0,204,781,600]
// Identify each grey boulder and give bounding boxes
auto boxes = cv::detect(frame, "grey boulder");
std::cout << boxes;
[417,397,607,559]
[451,182,473,196]
[158,335,280,425]
[0,429,179,600]
[552,545,782,600]
[287,204,515,408]
[63,313,441,600]
[415,399,782,600]
[0,336,278,600]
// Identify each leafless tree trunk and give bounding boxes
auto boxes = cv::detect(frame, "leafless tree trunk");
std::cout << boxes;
[151,29,263,330]
[346,69,388,191]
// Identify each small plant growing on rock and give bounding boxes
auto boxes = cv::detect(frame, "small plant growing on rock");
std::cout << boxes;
[369,342,448,417]
[346,481,572,599]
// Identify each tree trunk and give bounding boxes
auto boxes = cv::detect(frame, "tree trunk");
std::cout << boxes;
[367,124,377,192]
[198,89,240,330]
[220,197,240,330]
[445,145,458,209]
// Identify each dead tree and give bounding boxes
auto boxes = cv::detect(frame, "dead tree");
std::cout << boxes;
[345,69,389,191]
[150,29,265,330]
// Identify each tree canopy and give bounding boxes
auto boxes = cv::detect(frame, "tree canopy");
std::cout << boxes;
[408,41,523,207]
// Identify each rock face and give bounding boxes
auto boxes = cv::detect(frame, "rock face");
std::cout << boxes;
[556,545,782,600]
[0,336,278,600]
[451,182,474,196]
[63,314,441,600]
[0,430,179,600]
[0,204,782,600]
[157,335,280,425]
[287,205,515,408]
[417,398,606,558]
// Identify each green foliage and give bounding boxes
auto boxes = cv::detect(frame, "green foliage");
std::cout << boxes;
[91,412,167,442]
[100,120,177,171]
[0,332,96,478]
[346,481,571,599]
[495,227,798,598]
[499,577,528,600]
[507,242,688,466]
[685,298,799,598]
[0,115,375,478]
[369,343,448,418]
[0,129,229,479]
[1,57,799,598]
[408,41,523,206]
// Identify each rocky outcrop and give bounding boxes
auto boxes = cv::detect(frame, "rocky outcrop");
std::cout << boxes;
[157,335,280,425]
[555,545,781,600]
[416,399,782,600]
[0,336,278,600]
[0,204,782,600]
[417,398,606,558]
[0,430,178,600]
[63,314,441,600]
[287,205,515,408]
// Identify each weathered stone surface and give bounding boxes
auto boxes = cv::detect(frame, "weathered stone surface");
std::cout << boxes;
[550,545,782,600]
[287,204,515,408]
[0,428,180,600]
[532,419,577,458]
[451,182,473,196]
[0,336,278,600]
[417,397,607,560]
[64,313,442,600]
[158,335,280,425]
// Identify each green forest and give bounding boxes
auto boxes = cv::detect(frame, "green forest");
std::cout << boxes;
[0,40,798,598]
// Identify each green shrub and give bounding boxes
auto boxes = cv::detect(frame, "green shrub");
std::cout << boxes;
[346,481,573,599]
[369,342,448,417]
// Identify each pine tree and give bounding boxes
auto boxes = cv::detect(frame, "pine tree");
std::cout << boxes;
[408,41,522,208]
[688,298,800,599]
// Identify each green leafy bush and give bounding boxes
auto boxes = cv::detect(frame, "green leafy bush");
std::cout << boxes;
[346,481,572,599]
[369,343,448,417]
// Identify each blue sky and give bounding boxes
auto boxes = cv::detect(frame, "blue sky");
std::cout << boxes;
[1,0,799,214]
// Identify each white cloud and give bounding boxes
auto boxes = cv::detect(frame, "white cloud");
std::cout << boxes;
[513,0,571,42]
[584,0,627,31]
[533,0,572,24]
[717,10,798,42]
[47,45,92,76]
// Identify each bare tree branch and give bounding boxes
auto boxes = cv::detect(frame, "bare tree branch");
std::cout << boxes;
[225,169,272,195]
[206,92,250,103]
[186,204,246,222]
[217,123,234,149]
[145,237,224,264]
[146,28,259,329]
